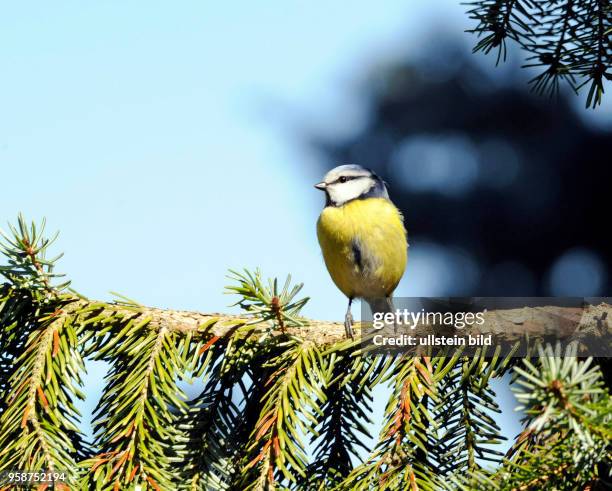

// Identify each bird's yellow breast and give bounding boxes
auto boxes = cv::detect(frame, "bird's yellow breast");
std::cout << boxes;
[316,198,407,299]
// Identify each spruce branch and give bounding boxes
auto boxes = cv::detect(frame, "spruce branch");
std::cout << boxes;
[0,214,69,297]
[178,334,235,490]
[0,297,600,349]
[2,216,612,490]
[337,355,452,490]
[498,347,611,488]
[513,344,611,442]
[468,0,536,64]
[80,310,193,490]
[465,0,612,107]
[442,345,611,490]
[302,352,381,489]
[430,352,509,475]
[238,337,326,490]
[0,284,33,417]
[0,218,86,488]
[179,326,274,490]
[226,268,310,333]
[0,301,87,488]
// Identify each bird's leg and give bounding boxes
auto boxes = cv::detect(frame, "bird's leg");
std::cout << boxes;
[344,298,354,339]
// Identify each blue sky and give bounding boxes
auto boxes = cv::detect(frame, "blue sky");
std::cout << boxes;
[6,0,608,462]
[0,0,476,319]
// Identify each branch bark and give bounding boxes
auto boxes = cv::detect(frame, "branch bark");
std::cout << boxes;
[63,297,611,348]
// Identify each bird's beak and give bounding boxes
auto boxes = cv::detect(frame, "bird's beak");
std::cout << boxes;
[314,182,327,190]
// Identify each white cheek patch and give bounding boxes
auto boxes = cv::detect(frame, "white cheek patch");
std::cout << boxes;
[328,179,373,205]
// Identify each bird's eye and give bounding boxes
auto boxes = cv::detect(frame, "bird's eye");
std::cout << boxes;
[338,176,347,183]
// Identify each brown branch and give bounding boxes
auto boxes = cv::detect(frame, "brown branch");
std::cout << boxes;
[60,297,612,347]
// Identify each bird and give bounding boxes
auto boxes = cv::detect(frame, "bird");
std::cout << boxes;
[315,164,408,338]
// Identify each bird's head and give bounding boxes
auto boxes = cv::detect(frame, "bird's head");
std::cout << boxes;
[315,164,389,207]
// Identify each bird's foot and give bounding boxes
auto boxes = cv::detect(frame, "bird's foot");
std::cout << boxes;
[344,311,354,339]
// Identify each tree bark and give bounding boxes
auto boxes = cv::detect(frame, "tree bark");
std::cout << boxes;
[65,297,611,348]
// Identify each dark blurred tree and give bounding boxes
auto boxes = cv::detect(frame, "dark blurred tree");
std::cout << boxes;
[466,0,611,107]
[307,43,611,297]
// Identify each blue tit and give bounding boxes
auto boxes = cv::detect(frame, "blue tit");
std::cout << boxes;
[315,164,408,338]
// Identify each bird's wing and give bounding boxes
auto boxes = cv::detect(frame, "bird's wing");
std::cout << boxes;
[350,237,381,274]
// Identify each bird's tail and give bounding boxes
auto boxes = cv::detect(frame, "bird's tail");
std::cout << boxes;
[365,297,395,316]
[366,297,397,332]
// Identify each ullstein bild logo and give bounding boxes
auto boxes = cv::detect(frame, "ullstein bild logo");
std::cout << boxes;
[359,297,612,358]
